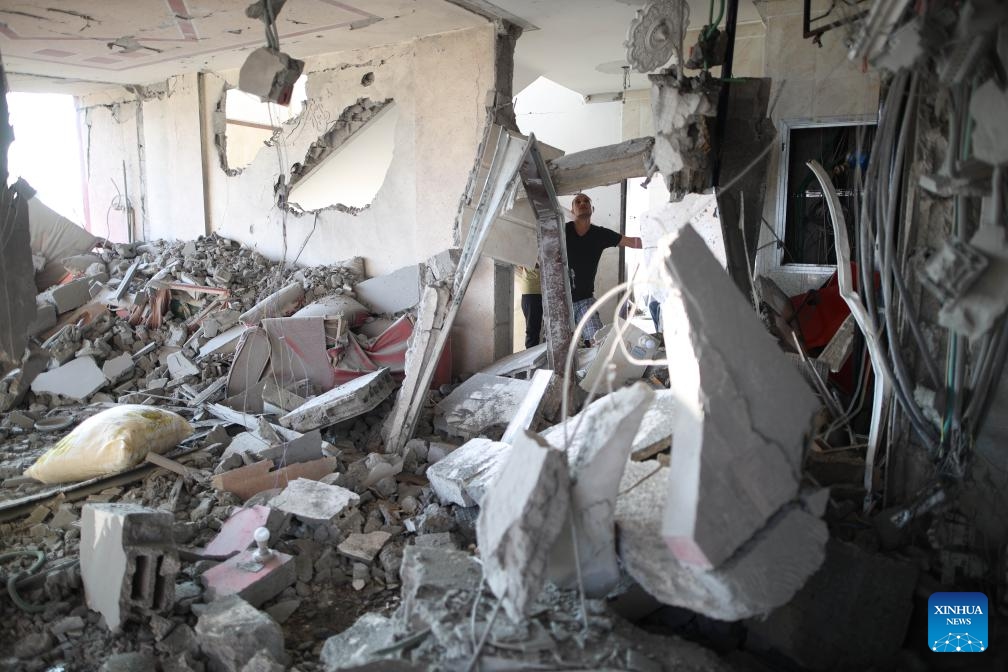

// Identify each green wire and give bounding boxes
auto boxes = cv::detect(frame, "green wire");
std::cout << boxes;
[704,0,726,39]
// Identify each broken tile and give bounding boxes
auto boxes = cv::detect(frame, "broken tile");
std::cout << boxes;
[268,478,360,523]
[477,429,570,622]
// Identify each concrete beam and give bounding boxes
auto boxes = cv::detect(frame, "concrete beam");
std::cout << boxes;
[547,136,654,196]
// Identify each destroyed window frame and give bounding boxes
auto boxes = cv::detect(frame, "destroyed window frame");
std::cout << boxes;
[217,77,307,174]
[771,114,878,276]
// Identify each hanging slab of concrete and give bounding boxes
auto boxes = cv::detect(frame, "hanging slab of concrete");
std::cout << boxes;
[426,437,510,507]
[31,356,107,400]
[477,429,570,622]
[353,264,422,315]
[433,372,532,440]
[545,136,654,196]
[268,477,360,523]
[659,224,818,569]
[615,460,828,621]
[280,368,395,432]
[541,382,653,598]
[745,539,918,671]
[80,503,179,631]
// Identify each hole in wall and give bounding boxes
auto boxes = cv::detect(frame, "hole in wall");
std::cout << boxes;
[285,98,397,213]
[217,74,307,173]
[361,72,375,87]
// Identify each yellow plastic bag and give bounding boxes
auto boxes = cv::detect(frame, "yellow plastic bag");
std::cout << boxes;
[25,405,194,484]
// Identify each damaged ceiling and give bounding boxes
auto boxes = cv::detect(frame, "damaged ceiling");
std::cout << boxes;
[1,0,485,92]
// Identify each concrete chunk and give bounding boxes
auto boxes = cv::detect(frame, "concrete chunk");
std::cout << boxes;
[31,356,107,400]
[211,457,338,502]
[194,595,286,672]
[279,368,395,431]
[434,373,531,440]
[426,437,510,507]
[659,224,818,568]
[80,503,179,631]
[542,382,653,597]
[353,263,422,314]
[49,276,93,314]
[399,546,482,630]
[239,282,304,326]
[167,351,200,379]
[320,613,397,671]
[615,460,828,621]
[268,477,359,523]
[477,430,570,622]
[102,353,135,382]
[338,531,392,564]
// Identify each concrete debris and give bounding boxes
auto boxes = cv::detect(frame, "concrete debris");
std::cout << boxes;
[238,282,305,326]
[352,262,422,314]
[616,460,828,621]
[426,437,510,507]
[659,224,819,569]
[477,429,570,622]
[434,372,531,440]
[543,382,653,597]
[30,356,107,401]
[579,319,659,393]
[80,503,179,631]
[319,613,399,671]
[398,545,483,630]
[280,367,395,431]
[268,477,360,523]
[338,530,392,564]
[194,595,287,672]
[630,389,678,461]
[46,276,95,314]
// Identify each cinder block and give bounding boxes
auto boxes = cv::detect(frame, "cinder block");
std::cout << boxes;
[80,503,179,631]
[50,276,93,314]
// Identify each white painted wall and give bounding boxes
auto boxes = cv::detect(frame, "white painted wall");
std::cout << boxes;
[141,73,207,241]
[513,76,624,348]
[203,27,496,278]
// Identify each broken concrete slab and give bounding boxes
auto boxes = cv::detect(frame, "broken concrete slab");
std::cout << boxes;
[80,503,179,631]
[211,457,338,502]
[48,276,93,314]
[477,429,570,622]
[479,343,548,379]
[546,136,655,196]
[221,428,322,466]
[201,547,297,608]
[353,263,422,314]
[746,540,918,670]
[338,531,392,564]
[280,368,395,432]
[268,477,360,523]
[615,460,828,621]
[31,356,107,400]
[434,372,532,440]
[262,379,309,413]
[320,613,402,671]
[194,595,287,672]
[102,353,135,382]
[500,368,553,444]
[542,382,653,598]
[239,282,304,326]
[426,437,510,507]
[167,351,200,379]
[659,224,818,569]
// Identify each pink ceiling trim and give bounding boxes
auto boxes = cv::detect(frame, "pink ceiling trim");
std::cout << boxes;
[165,0,200,41]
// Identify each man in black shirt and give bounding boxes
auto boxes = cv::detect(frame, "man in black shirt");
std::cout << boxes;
[565,193,641,344]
